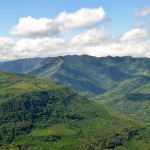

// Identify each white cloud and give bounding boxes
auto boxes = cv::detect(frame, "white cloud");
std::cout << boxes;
[67,28,150,58]
[1,26,150,61]
[0,37,16,60]
[14,38,66,59]
[120,28,149,42]
[55,7,105,30]
[0,37,14,50]
[134,7,150,17]
[68,28,110,46]
[10,17,62,37]
[0,37,21,61]
[10,7,105,38]
[1,6,150,61]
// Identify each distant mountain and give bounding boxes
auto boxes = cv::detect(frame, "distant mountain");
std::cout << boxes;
[0,57,46,74]
[1,71,150,149]
[0,55,150,96]
[0,55,150,122]
[26,55,150,96]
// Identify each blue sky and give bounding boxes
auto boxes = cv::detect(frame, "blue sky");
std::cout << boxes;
[0,0,150,60]
[0,0,149,36]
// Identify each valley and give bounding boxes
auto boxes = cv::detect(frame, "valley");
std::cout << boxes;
[0,55,150,149]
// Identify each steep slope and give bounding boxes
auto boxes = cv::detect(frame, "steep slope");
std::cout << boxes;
[28,55,150,96]
[26,55,150,123]
[1,55,150,96]
[28,55,132,95]
[0,57,46,74]
[95,75,150,122]
[0,55,150,123]
[0,71,150,150]
[99,56,150,76]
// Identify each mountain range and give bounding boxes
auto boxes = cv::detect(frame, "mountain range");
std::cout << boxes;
[0,55,150,149]
[0,55,150,121]
[1,55,150,95]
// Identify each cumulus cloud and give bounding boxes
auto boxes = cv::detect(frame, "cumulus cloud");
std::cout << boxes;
[10,17,62,37]
[0,38,56,61]
[1,26,150,61]
[1,6,150,61]
[0,37,15,50]
[67,28,150,58]
[134,7,150,17]
[68,28,111,46]
[10,7,105,38]
[14,38,67,59]
[0,37,16,60]
[55,7,105,30]
[120,28,149,42]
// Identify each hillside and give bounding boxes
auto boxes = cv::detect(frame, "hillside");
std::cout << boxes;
[0,71,150,149]
[95,75,150,122]
[0,55,150,123]
[0,57,46,74]
[1,55,150,96]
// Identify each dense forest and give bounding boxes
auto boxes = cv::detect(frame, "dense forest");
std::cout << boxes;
[0,71,150,149]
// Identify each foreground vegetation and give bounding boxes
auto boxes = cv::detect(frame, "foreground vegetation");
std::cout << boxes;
[0,71,150,149]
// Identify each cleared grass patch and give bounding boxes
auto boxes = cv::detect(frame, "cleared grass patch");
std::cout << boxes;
[14,82,33,89]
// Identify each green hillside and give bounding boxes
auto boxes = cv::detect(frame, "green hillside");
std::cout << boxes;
[28,55,150,96]
[95,75,150,122]
[0,71,150,149]
[99,56,150,76]
[1,55,150,96]
[26,55,150,123]
[28,55,128,95]
[0,55,150,123]
[0,57,46,74]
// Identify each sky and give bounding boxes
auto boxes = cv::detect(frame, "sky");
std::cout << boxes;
[0,0,150,61]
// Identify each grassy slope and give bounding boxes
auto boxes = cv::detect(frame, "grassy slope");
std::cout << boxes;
[28,55,131,96]
[95,76,150,122]
[0,71,150,149]
[1,55,150,96]
[27,55,150,96]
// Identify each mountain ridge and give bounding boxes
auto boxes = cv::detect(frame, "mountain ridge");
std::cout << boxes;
[0,55,150,122]
[0,54,150,96]
[1,71,150,149]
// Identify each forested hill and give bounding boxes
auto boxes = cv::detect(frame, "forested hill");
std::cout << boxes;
[0,71,150,149]
[0,55,150,123]
[0,55,150,96]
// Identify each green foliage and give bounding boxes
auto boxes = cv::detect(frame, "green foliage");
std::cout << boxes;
[1,55,150,96]
[0,54,150,149]
[0,57,45,74]
[95,76,150,122]
[0,71,150,149]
